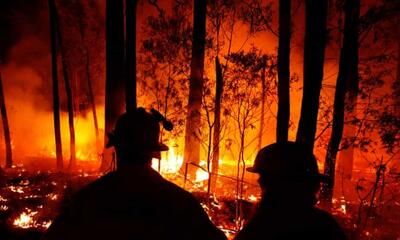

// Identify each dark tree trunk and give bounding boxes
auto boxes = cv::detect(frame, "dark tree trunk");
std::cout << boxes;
[258,65,266,150]
[395,17,400,114]
[102,0,125,170]
[48,0,63,171]
[125,0,137,112]
[276,0,291,143]
[0,71,12,168]
[296,0,328,153]
[54,3,76,171]
[320,0,360,208]
[211,56,223,191]
[182,0,207,176]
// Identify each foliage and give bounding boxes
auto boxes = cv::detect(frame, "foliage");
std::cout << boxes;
[138,0,193,141]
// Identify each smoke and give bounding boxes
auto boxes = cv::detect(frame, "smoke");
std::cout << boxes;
[0,0,105,167]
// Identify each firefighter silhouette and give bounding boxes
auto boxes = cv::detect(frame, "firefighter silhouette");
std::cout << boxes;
[43,108,227,240]
[235,141,347,240]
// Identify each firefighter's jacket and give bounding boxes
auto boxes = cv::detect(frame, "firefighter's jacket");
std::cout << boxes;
[234,196,347,240]
[43,165,227,240]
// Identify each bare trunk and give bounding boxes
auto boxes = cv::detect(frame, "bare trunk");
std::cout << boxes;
[258,65,266,150]
[54,2,76,171]
[276,0,291,143]
[102,0,125,171]
[0,71,12,168]
[395,18,400,114]
[337,123,355,181]
[211,56,223,191]
[182,0,207,177]
[125,0,137,112]
[320,0,360,208]
[296,0,328,153]
[48,0,63,171]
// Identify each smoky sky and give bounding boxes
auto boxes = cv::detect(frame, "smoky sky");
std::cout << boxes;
[0,0,44,63]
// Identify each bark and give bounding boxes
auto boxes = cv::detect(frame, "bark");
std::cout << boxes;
[296,0,328,153]
[258,65,266,150]
[0,71,12,168]
[396,18,400,114]
[276,0,291,143]
[125,0,137,112]
[102,0,125,170]
[54,1,76,170]
[211,56,223,191]
[48,0,63,171]
[182,0,207,176]
[320,0,360,208]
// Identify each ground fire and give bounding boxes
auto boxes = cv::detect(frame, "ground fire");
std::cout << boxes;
[0,0,399,239]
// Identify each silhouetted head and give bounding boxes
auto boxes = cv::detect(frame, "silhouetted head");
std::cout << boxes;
[106,108,172,168]
[248,141,328,206]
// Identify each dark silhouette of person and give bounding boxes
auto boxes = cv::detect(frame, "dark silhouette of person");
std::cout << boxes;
[43,108,227,240]
[234,141,347,240]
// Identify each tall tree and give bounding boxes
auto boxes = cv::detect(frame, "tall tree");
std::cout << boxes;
[211,56,223,190]
[125,0,137,112]
[183,0,207,176]
[55,3,76,170]
[296,0,328,152]
[49,0,63,171]
[0,70,12,168]
[102,0,125,170]
[276,0,291,143]
[320,0,360,207]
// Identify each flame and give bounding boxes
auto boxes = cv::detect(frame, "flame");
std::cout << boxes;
[151,144,184,174]
[12,208,52,230]
[13,209,38,229]
[195,168,209,182]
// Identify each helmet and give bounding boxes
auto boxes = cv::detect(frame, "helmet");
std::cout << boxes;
[106,108,172,153]
[247,141,328,182]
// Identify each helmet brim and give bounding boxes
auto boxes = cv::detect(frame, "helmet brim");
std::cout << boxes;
[246,166,258,173]
[155,143,169,151]
[246,166,330,183]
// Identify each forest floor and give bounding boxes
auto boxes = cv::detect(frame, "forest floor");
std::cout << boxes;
[0,166,399,240]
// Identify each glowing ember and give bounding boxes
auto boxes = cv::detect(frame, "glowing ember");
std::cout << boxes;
[8,186,25,194]
[46,193,59,201]
[0,195,7,202]
[0,205,9,211]
[248,194,259,202]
